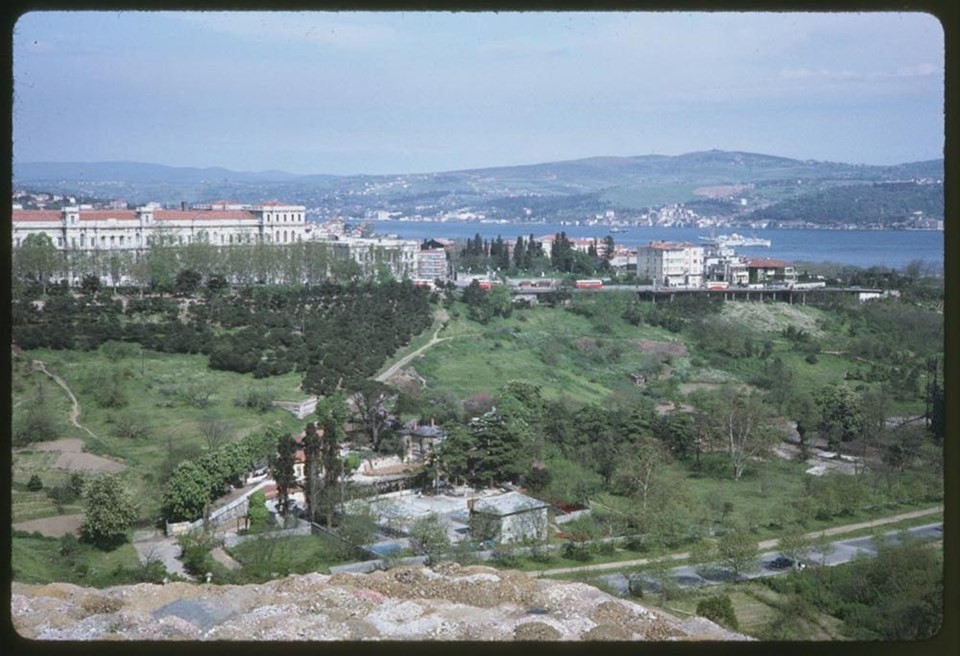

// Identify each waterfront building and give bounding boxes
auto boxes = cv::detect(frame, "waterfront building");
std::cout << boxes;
[11,201,307,253]
[636,241,705,287]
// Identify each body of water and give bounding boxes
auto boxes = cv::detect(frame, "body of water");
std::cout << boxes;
[362,220,943,272]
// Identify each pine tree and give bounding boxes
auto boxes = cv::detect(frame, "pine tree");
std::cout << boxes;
[271,433,298,517]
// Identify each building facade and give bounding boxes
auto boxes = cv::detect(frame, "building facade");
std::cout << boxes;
[12,202,308,253]
[417,248,448,282]
[636,241,705,287]
[324,235,420,280]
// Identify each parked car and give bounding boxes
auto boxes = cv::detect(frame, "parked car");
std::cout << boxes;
[768,555,795,570]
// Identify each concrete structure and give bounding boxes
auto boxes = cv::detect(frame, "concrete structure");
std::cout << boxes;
[469,491,550,544]
[12,202,307,253]
[636,241,705,287]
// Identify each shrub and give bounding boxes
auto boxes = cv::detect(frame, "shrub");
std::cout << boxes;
[27,475,43,492]
[110,414,152,440]
[696,594,740,631]
[14,409,58,446]
[561,541,593,562]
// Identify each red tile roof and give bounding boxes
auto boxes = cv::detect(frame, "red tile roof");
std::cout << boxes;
[748,258,792,268]
[153,210,255,221]
[79,210,138,221]
[12,210,62,222]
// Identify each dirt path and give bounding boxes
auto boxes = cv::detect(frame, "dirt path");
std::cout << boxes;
[32,360,100,442]
[529,505,943,578]
[375,309,452,383]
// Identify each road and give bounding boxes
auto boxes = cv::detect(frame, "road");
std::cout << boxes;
[528,505,942,578]
[596,522,943,596]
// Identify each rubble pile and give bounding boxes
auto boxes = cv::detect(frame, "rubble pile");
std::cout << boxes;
[12,564,750,641]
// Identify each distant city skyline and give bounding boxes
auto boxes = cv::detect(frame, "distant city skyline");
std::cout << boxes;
[13,11,944,175]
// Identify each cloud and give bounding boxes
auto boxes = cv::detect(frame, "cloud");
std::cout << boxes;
[779,63,940,82]
[169,11,405,50]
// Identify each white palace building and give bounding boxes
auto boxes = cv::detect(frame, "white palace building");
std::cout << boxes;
[11,201,307,253]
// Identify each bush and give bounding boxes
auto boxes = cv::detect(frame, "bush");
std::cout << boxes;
[234,386,277,413]
[27,475,43,492]
[47,485,79,511]
[561,541,593,562]
[177,531,219,577]
[14,409,58,446]
[696,594,740,631]
[110,414,152,440]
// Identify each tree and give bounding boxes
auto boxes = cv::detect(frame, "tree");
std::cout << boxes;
[271,433,298,517]
[697,389,781,480]
[302,421,323,524]
[16,233,60,294]
[611,438,665,511]
[409,513,451,556]
[315,394,349,528]
[161,460,213,522]
[351,379,393,452]
[198,415,234,451]
[246,489,270,532]
[80,274,101,296]
[175,269,203,296]
[776,523,811,566]
[716,529,759,579]
[80,474,138,548]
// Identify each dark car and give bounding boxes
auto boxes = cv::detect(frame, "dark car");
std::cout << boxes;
[768,555,795,570]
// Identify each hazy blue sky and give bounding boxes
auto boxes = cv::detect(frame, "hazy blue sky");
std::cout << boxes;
[13,11,944,175]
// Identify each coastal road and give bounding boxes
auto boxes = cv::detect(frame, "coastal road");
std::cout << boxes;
[529,505,942,579]
[596,522,943,596]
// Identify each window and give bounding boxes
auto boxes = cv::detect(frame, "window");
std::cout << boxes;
[57,236,63,247]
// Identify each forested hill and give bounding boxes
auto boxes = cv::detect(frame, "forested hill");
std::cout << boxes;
[747,181,944,228]
[14,151,944,224]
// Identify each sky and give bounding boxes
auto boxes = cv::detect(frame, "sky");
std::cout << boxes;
[12,11,945,175]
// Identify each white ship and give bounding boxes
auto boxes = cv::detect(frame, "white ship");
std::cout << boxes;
[700,232,772,248]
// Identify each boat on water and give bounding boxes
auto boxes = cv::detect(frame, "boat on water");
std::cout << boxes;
[699,232,772,248]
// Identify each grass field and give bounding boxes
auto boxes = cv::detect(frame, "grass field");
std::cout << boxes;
[12,346,311,523]
[11,533,142,585]
[414,300,687,403]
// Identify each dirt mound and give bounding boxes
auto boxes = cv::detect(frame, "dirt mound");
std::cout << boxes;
[12,565,751,641]
[13,514,83,538]
[19,438,126,473]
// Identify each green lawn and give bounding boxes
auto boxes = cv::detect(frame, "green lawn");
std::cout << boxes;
[226,534,347,579]
[11,534,142,586]
[414,301,685,403]
[12,347,310,523]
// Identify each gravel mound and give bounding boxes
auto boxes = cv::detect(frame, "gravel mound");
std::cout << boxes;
[12,565,751,641]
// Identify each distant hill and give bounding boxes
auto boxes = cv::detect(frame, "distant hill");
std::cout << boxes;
[13,161,310,184]
[13,152,943,224]
[747,181,944,226]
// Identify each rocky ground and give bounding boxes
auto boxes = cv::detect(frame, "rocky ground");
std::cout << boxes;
[11,564,749,641]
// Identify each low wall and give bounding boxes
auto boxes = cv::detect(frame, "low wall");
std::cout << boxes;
[222,522,312,548]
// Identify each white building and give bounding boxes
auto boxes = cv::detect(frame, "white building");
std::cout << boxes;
[11,201,308,253]
[469,491,550,544]
[324,235,420,280]
[417,248,448,282]
[636,241,705,287]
